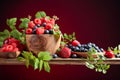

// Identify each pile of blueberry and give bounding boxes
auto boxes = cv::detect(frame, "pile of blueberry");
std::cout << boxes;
[67,40,104,53]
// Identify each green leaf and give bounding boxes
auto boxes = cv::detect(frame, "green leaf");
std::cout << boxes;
[10,29,22,40]
[35,11,46,19]
[19,18,30,29]
[34,58,39,70]
[7,18,17,30]
[38,51,50,60]
[43,55,52,61]
[44,61,50,72]
[25,59,29,68]
[39,60,43,71]
[113,47,118,54]
[17,57,25,61]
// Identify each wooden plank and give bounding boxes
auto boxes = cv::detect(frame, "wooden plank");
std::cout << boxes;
[0,58,120,65]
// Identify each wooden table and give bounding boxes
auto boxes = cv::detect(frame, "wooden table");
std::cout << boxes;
[0,58,120,65]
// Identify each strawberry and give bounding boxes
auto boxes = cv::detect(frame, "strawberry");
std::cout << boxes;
[59,47,71,58]
[34,18,41,25]
[26,28,32,34]
[28,21,35,29]
[13,48,19,52]
[72,40,80,46]
[36,28,45,34]
[45,23,53,30]
[105,51,114,58]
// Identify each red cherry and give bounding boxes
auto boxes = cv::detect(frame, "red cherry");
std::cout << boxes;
[45,23,53,30]
[72,40,80,46]
[34,18,41,25]
[105,51,114,58]
[60,47,71,58]
[36,28,45,34]
[28,21,35,29]
[26,28,32,34]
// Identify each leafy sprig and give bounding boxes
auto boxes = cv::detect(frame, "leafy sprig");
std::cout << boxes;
[85,47,110,74]
[18,51,52,72]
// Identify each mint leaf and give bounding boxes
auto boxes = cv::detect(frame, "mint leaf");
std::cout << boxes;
[17,57,25,61]
[38,51,50,59]
[39,60,43,71]
[10,29,22,40]
[7,18,17,30]
[43,55,52,61]
[19,18,30,29]
[26,59,29,68]
[34,58,39,70]
[35,11,46,19]
[44,61,50,72]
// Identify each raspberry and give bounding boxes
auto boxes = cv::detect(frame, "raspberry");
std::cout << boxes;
[1,47,7,52]
[41,17,48,23]
[45,23,53,30]
[72,40,80,46]
[26,28,32,34]
[13,48,19,52]
[60,47,71,58]
[6,45,14,52]
[28,21,35,29]
[34,18,41,25]
[49,18,55,25]
[36,28,45,34]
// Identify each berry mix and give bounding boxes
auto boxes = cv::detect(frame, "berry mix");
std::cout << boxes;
[26,17,55,34]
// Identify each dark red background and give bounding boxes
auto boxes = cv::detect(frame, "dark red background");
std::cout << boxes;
[0,0,120,80]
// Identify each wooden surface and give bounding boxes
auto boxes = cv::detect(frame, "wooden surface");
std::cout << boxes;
[0,58,120,65]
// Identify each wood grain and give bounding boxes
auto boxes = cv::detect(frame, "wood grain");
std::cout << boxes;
[0,58,120,65]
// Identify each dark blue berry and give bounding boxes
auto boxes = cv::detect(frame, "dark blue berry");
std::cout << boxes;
[42,22,47,27]
[37,24,40,27]
[68,44,73,49]
[49,30,53,34]
[80,47,85,52]
[32,26,37,34]
[44,30,50,34]
[71,46,76,51]
[71,54,78,58]
[52,54,58,58]
[77,44,81,48]
[74,46,80,52]
[115,53,120,58]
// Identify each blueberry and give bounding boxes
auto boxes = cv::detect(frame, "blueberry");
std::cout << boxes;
[74,46,80,52]
[71,46,76,51]
[100,48,104,52]
[49,30,53,34]
[84,48,88,52]
[32,26,37,34]
[77,44,81,48]
[71,54,78,58]
[52,54,58,58]
[115,53,120,58]
[37,24,40,27]
[68,44,73,49]
[44,30,50,34]
[42,22,47,27]
[80,47,85,52]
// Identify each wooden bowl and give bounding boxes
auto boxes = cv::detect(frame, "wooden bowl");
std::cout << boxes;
[26,34,61,56]
[0,49,20,58]
[73,52,104,58]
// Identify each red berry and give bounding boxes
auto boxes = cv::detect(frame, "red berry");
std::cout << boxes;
[11,43,17,48]
[26,28,32,34]
[60,47,71,58]
[6,45,14,52]
[72,40,80,46]
[45,23,53,30]
[13,48,19,52]
[28,21,35,29]
[49,18,55,25]
[1,47,7,52]
[41,17,48,23]
[105,51,114,58]
[36,28,45,34]
[34,18,41,25]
